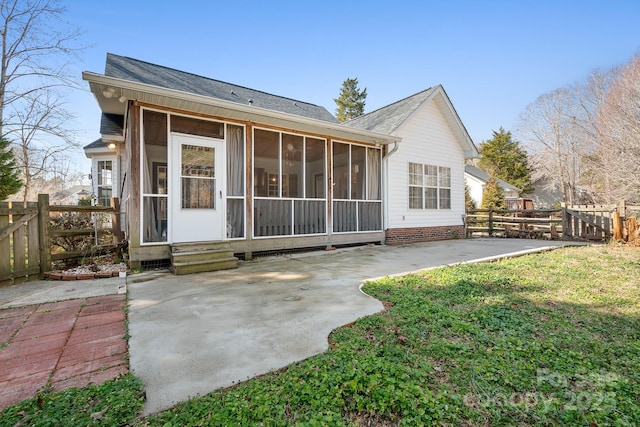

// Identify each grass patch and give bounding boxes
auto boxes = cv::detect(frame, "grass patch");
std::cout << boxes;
[2,245,638,425]
[0,374,144,427]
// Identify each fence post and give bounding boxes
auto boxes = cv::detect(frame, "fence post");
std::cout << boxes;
[110,197,123,243]
[38,194,52,276]
[561,203,568,240]
[488,207,494,237]
[111,197,124,259]
[612,210,623,241]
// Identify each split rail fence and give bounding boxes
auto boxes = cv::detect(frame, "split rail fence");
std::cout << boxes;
[0,194,123,286]
[466,202,640,244]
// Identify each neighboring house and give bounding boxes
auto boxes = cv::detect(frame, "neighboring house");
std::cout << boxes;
[50,185,92,205]
[464,165,520,208]
[82,53,478,271]
[84,137,120,207]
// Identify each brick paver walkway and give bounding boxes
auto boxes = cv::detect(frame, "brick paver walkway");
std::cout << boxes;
[0,294,128,410]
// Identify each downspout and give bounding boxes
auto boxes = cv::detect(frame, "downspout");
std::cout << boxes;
[382,141,400,235]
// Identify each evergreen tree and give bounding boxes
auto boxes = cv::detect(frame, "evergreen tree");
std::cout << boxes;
[464,184,476,212]
[479,127,534,195]
[481,175,505,209]
[0,136,22,200]
[334,77,367,122]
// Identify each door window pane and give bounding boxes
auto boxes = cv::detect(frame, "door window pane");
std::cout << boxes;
[181,144,216,209]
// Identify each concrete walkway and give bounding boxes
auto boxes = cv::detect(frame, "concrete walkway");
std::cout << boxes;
[127,238,584,414]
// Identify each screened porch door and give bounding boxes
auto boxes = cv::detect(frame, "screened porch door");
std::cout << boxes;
[171,133,225,243]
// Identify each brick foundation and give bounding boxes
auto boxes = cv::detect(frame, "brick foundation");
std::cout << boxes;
[385,225,465,245]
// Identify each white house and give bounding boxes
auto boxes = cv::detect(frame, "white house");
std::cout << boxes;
[83,54,478,272]
[464,164,520,208]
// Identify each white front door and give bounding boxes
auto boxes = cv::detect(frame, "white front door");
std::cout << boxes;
[171,133,225,243]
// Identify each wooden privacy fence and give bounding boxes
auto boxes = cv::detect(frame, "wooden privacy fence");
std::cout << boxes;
[466,209,563,240]
[466,202,640,243]
[0,194,123,286]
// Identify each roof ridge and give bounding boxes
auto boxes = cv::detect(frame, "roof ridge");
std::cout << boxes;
[106,53,325,108]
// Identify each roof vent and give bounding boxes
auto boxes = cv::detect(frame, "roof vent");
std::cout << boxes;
[230,90,235,95]
[248,99,253,104]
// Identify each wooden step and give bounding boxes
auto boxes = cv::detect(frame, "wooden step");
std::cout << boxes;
[171,241,232,253]
[171,248,235,263]
[170,242,238,275]
[172,257,239,275]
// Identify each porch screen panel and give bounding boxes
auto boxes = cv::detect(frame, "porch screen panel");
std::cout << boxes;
[254,129,280,197]
[332,142,349,199]
[294,200,326,234]
[142,110,168,243]
[254,199,292,237]
[305,138,325,198]
[333,200,357,232]
[227,125,244,196]
[358,201,382,231]
[366,148,381,200]
[227,199,244,238]
[351,145,366,200]
[171,116,224,139]
[282,134,303,198]
[227,124,245,238]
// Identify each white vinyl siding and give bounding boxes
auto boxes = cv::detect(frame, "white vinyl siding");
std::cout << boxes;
[385,94,466,228]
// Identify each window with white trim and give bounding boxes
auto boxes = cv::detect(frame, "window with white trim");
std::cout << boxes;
[96,160,114,206]
[408,162,451,209]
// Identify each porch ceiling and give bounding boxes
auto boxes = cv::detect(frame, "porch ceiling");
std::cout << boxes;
[83,72,401,146]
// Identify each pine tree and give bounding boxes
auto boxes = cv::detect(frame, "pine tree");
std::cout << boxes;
[334,78,367,122]
[0,136,22,200]
[479,127,534,195]
[464,184,476,212]
[481,175,505,209]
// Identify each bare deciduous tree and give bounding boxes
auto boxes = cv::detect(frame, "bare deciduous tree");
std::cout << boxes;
[591,53,640,203]
[0,0,83,200]
[6,89,77,201]
[516,67,617,205]
[517,87,584,205]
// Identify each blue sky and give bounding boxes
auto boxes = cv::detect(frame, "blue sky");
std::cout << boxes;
[65,0,640,170]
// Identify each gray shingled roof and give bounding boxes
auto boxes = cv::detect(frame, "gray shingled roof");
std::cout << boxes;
[465,165,521,192]
[343,87,438,134]
[105,53,338,123]
[84,138,106,150]
[100,113,124,136]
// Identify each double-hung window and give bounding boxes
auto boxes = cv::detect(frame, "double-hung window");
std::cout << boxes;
[408,162,451,209]
[96,160,114,206]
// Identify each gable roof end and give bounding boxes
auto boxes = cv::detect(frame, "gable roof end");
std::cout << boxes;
[345,85,479,159]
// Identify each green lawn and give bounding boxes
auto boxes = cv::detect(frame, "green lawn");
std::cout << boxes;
[2,245,639,426]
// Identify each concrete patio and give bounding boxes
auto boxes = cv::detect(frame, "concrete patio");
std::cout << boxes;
[126,238,584,414]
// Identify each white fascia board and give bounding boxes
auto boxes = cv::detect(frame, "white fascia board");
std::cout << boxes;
[82,72,402,146]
